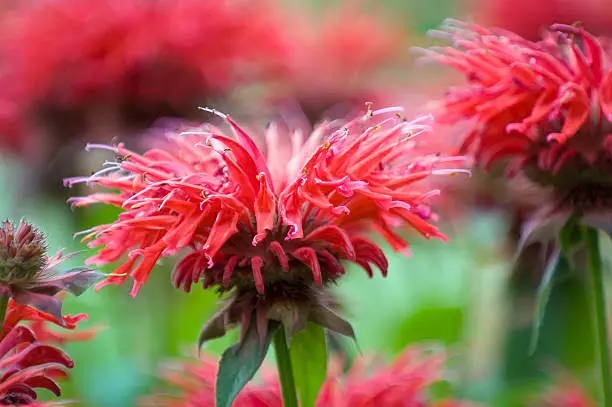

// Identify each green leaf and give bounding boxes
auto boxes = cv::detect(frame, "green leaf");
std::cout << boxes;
[216,320,277,407]
[289,322,327,407]
[309,305,355,340]
[529,249,562,354]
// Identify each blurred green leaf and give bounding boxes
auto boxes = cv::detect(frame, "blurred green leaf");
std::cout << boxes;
[290,322,327,407]
[393,307,464,348]
[529,249,561,354]
[216,321,276,407]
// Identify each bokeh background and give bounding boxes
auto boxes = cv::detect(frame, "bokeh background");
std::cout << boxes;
[0,0,610,406]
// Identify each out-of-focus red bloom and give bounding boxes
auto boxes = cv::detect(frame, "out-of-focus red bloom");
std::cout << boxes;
[0,0,287,154]
[0,220,102,321]
[142,348,466,407]
[422,21,612,189]
[67,107,464,342]
[467,0,612,41]
[0,301,83,405]
[0,0,285,109]
[535,377,596,407]
[270,3,406,121]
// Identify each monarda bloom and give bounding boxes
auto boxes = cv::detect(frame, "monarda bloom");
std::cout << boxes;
[420,21,612,240]
[67,106,464,345]
[0,220,102,321]
[142,348,465,407]
[0,300,85,405]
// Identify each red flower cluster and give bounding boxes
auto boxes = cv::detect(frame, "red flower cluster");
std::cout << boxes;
[67,107,462,297]
[0,0,285,108]
[423,21,612,188]
[143,348,465,407]
[0,0,287,153]
[0,300,88,405]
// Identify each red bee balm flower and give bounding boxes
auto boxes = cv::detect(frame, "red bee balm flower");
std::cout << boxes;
[422,21,612,187]
[67,107,464,342]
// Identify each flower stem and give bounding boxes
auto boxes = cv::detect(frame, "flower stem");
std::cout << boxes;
[273,328,298,407]
[585,227,612,406]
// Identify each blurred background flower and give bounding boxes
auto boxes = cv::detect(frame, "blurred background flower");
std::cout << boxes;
[142,347,466,407]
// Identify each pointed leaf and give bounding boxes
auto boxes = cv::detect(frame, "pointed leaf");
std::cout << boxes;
[516,210,570,258]
[60,269,105,296]
[529,249,562,354]
[309,305,355,340]
[216,319,277,407]
[289,322,327,407]
[198,306,229,351]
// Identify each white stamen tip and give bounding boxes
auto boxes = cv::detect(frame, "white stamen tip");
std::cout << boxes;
[198,106,227,119]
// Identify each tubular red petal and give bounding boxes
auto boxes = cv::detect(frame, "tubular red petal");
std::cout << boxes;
[352,237,389,276]
[253,173,276,246]
[305,225,356,260]
[202,208,241,265]
[291,247,322,285]
[268,241,289,272]
[223,256,240,288]
[251,256,264,294]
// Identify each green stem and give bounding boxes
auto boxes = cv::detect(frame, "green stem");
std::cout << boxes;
[273,328,299,407]
[0,295,9,327]
[585,227,612,407]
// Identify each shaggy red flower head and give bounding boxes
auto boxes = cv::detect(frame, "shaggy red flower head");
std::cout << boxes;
[142,347,466,407]
[0,301,86,405]
[422,21,612,188]
[67,107,463,341]
[0,220,102,322]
